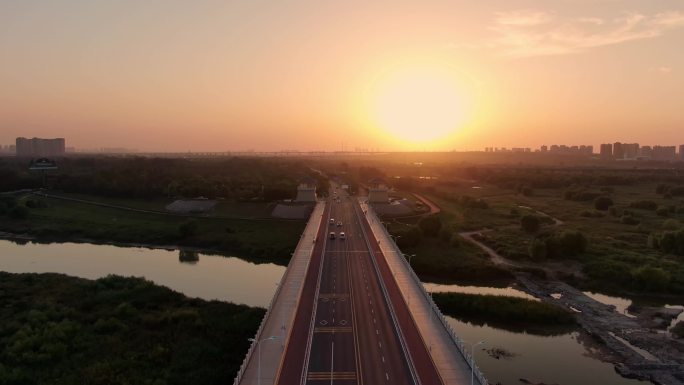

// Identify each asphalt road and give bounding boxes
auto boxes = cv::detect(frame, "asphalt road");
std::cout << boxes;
[275,188,443,385]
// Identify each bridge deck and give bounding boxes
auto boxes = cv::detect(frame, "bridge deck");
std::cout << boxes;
[360,199,486,385]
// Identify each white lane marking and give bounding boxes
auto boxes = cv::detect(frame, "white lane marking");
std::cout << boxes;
[378,341,382,348]
[373,318,376,324]
[376,329,379,335]
[385,373,389,381]
[382,356,385,363]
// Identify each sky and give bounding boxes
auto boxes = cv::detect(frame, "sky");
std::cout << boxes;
[1,0,683,152]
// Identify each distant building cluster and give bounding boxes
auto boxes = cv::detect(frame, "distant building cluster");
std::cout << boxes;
[0,144,16,154]
[15,137,66,157]
[542,145,594,155]
[485,142,684,161]
[484,147,532,153]
[600,142,681,161]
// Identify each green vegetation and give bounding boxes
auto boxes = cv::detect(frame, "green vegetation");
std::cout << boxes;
[0,156,328,200]
[594,196,614,211]
[520,215,540,233]
[0,272,263,385]
[0,195,305,262]
[370,164,684,296]
[432,292,575,335]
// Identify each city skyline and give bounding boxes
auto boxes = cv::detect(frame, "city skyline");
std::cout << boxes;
[1,1,683,151]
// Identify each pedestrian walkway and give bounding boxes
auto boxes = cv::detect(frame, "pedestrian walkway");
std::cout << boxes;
[359,199,487,385]
[235,201,325,385]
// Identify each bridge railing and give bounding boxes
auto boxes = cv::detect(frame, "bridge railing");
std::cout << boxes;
[233,255,288,385]
[365,203,489,385]
[233,202,322,385]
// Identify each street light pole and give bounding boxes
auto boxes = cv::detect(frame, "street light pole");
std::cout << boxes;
[469,340,486,385]
[248,335,279,385]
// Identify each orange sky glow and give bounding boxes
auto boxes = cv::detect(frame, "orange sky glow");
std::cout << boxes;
[1,1,683,152]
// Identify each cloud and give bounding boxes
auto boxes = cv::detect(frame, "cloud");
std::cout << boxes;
[494,10,552,26]
[486,10,684,57]
[650,66,673,74]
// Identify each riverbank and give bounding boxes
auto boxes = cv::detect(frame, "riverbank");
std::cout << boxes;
[0,272,264,385]
[0,194,305,263]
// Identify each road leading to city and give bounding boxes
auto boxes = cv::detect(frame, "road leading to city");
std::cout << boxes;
[275,188,442,385]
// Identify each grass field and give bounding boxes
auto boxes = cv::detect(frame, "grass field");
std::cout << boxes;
[1,195,305,262]
[414,182,684,296]
[49,192,278,218]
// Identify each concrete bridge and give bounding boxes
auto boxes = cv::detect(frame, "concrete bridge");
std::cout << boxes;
[234,188,487,385]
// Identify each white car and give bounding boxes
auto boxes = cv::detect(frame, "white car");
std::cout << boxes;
[336,221,343,227]
[339,232,346,240]
[330,218,335,225]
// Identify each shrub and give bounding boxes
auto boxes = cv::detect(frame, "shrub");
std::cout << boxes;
[649,229,684,255]
[584,260,633,285]
[178,220,198,237]
[545,230,588,258]
[520,215,541,233]
[418,216,442,237]
[633,266,670,291]
[564,190,602,202]
[629,200,658,211]
[656,207,669,217]
[662,219,681,230]
[8,206,29,220]
[594,196,614,211]
[528,239,547,261]
[460,196,489,209]
[621,215,640,225]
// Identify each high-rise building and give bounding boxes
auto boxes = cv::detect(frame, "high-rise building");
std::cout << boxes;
[652,145,676,160]
[639,146,652,158]
[600,143,612,159]
[613,142,624,159]
[15,137,66,157]
[622,143,639,159]
[679,145,684,160]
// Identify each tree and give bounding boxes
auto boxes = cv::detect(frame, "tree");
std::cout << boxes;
[418,216,442,237]
[9,206,29,220]
[594,196,614,211]
[396,226,422,248]
[520,215,540,234]
[178,220,198,238]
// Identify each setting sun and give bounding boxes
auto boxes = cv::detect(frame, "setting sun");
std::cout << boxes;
[370,67,469,143]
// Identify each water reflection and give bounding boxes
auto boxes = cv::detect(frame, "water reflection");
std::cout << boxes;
[0,239,284,307]
[445,316,644,385]
[179,250,199,264]
[423,282,536,300]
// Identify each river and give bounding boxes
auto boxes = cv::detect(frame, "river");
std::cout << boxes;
[0,239,651,385]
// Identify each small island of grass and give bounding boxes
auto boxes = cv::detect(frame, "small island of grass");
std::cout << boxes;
[432,292,576,335]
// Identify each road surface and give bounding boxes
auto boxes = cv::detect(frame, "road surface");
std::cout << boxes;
[275,188,442,385]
